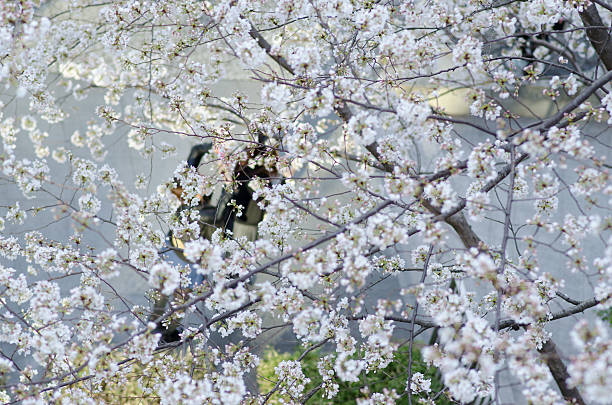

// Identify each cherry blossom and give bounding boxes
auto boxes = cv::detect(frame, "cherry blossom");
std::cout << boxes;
[0,0,610,404]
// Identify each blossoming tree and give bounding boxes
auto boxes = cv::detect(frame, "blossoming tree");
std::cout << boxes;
[0,0,611,403]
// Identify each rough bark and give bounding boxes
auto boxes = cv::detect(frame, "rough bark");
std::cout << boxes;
[579,3,612,71]
[539,339,586,405]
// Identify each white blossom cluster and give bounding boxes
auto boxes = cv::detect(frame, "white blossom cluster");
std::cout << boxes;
[0,0,610,404]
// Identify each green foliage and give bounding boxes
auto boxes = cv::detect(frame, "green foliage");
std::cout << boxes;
[258,345,451,404]
[598,308,612,326]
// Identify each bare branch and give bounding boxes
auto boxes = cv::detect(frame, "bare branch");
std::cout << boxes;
[579,3,612,71]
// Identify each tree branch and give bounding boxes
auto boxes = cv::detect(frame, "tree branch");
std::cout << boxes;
[538,70,612,130]
[579,3,612,71]
[539,339,586,405]
[248,24,295,75]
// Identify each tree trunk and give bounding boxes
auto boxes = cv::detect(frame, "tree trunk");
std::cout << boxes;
[579,3,612,71]
[539,339,586,405]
